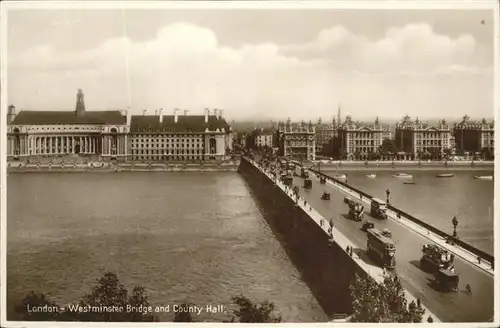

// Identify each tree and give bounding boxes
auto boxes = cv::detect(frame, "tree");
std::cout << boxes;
[15,272,158,322]
[349,274,425,323]
[14,291,61,321]
[379,139,397,156]
[230,295,282,323]
[481,147,494,160]
[173,303,194,322]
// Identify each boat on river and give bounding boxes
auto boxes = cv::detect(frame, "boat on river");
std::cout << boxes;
[436,173,454,178]
[393,173,412,178]
[335,174,347,180]
[474,175,493,180]
[366,174,376,179]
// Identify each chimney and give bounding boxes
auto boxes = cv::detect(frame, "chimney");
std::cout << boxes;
[184,110,189,116]
[214,109,218,118]
[159,108,163,123]
[219,110,224,119]
[174,108,179,123]
[205,108,209,123]
[143,110,147,116]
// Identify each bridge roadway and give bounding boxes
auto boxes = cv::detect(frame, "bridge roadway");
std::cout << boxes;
[289,169,494,322]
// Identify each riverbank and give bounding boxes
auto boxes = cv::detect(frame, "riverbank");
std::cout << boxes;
[304,161,493,171]
[7,162,240,173]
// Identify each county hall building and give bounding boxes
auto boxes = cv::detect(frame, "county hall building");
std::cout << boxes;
[6,90,233,163]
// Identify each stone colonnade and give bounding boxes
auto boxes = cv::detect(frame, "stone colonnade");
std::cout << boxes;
[29,135,101,155]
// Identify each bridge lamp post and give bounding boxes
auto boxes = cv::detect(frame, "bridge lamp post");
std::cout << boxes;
[452,216,458,237]
[386,188,390,204]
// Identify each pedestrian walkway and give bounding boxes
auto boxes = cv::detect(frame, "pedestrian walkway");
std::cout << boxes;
[305,168,494,276]
[248,159,440,322]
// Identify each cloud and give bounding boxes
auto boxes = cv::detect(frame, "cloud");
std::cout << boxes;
[281,23,480,74]
[7,22,492,120]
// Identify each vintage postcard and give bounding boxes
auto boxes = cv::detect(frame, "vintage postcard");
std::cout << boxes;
[0,0,498,327]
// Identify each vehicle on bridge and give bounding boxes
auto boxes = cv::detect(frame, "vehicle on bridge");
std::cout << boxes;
[381,228,392,238]
[320,176,326,184]
[366,228,396,269]
[420,243,455,272]
[280,174,293,186]
[370,198,388,219]
[321,192,330,200]
[348,203,364,221]
[433,268,459,292]
[300,167,309,178]
[361,221,375,231]
[304,179,312,189]
[344,196,355,206]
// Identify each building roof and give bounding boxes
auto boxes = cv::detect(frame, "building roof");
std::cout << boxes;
[130,115,230,133]
[11,110,126,125]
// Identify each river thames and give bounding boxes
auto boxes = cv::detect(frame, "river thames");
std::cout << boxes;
[7,172,326,322]
[321,168,494,254]
[6,168,494,322]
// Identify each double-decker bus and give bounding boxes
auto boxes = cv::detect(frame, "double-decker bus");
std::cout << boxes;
[420,243,455,272]
[366,228,396,269]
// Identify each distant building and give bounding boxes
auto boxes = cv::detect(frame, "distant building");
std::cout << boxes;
[277,119,316,160]
[315,117,337,154]
[254,128,274,148]
[382,127,393,141]
[395,116,451,160]
[7,90,233,162]
[128,108,232,161]
[453,115,494,158]
[7,89,129,162]
[338,116,384,160]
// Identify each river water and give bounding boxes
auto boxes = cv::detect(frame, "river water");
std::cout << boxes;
[321,168,494,254]
[6,172,326,322]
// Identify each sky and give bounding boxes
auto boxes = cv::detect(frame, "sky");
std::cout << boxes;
[4,3,497,122]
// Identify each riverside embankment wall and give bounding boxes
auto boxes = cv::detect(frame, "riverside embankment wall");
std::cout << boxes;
[305,167,494,265]
[238,158,366,318]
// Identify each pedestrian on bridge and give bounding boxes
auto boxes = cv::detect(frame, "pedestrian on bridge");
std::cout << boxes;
[346,245,350,254]
[478,256,482,264]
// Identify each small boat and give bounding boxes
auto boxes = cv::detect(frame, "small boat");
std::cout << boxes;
[436,173,454,178]
[335,174,347,180]
[366,174,376,179]
[474,175,493,180]
[393,173,412,178]
[403,180,415,185]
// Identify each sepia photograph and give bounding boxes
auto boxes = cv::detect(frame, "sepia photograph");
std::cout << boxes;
[0,0,498,326]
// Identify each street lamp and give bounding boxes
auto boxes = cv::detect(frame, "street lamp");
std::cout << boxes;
[452,216,458,237]
[386,188,391,204]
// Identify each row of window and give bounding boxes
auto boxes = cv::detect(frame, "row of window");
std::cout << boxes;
[131,138,204,142]
[131,146,205,150]
[131,150,205,155]
[131,156,207,161]
[24,126,104,132]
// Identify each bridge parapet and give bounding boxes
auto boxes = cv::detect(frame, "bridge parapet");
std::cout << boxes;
[288,160,494,274]
[242,156,440,322]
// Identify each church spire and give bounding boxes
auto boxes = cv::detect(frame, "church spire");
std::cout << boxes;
[76,89,85,117]
[337,104,341,124]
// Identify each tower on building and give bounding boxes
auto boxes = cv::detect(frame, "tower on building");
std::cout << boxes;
[75,89,86,116]
[7,104,16,125]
